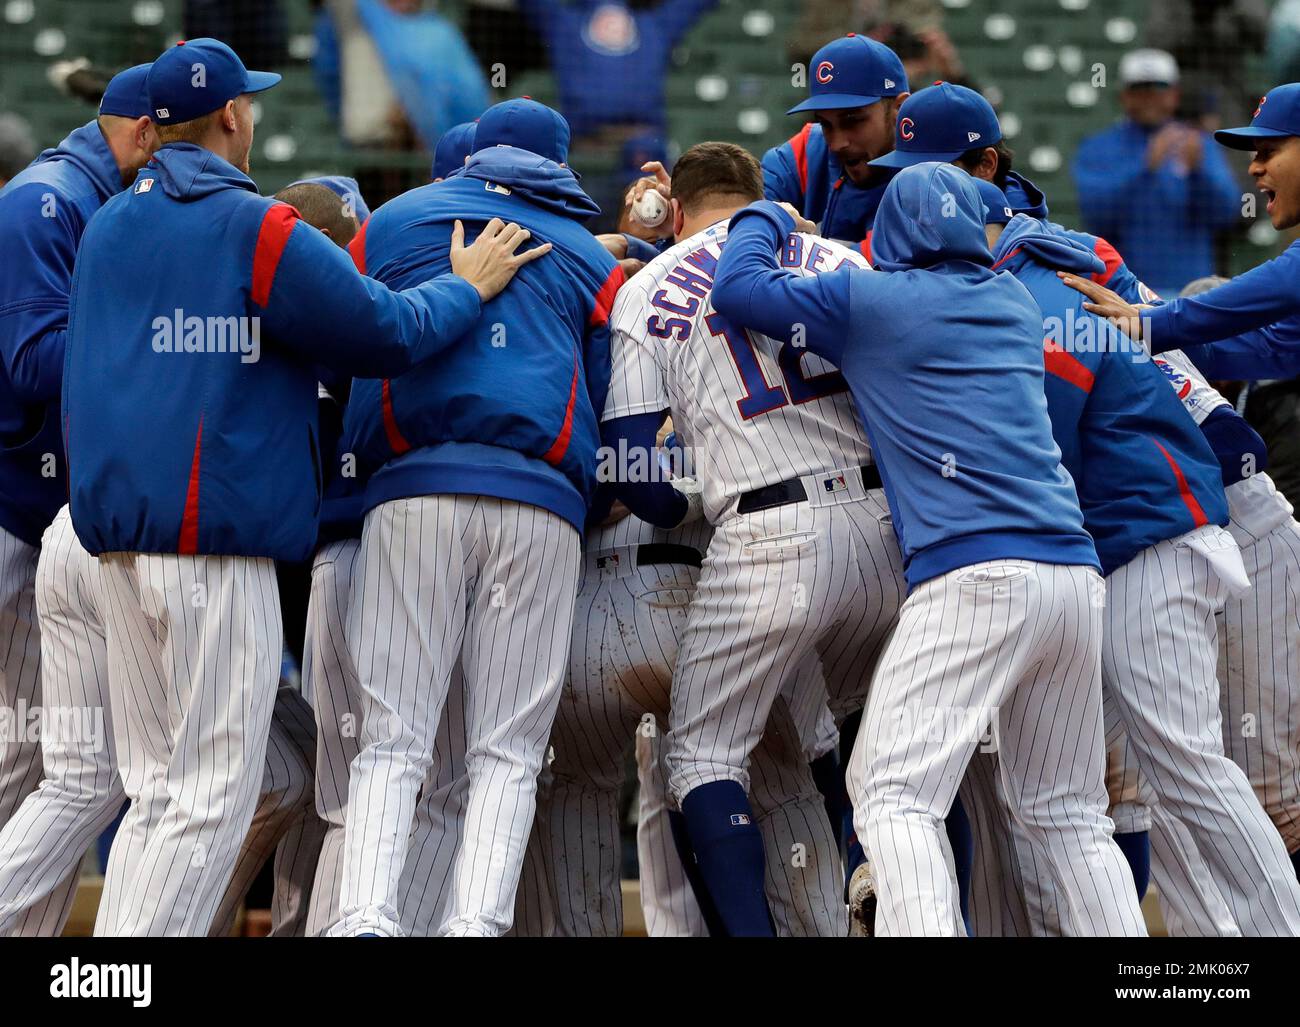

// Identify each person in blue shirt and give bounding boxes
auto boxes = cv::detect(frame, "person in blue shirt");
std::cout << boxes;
[711,162,1148,937]
[65,39,540,937]
[1072,48,1242,298]
[761,33,910,245]
[0,60,157,939]
[517,0,718,141]
[333,97,625,938]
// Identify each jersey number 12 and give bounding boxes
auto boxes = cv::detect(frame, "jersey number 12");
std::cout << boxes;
[707,312,846,420]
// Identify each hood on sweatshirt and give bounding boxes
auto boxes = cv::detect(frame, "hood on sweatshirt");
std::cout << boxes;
[27,120,123,202]
[145,142,259,202]
[992,213,1106,276]
[455,144,601,221]
[871,161,992,272]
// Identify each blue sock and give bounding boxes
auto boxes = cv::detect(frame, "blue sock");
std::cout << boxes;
[681,781,775,936]
[1114,831,1150,900]
[666,809,727,936]
[945,795,974,935]
[809,751,845,838]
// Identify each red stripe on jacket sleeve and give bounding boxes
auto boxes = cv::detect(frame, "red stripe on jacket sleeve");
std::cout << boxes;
[790,123,813,195]
[1151,438,1209,528]
[1043,338,1096,392]
[542,346,580,467]
[178,415,203,554]
[381,379,412,455]
[859,230,872,263]
[348,216,369,275]
[251,203,301,308]
[589,264,626,326]
[1091,236,1123,286]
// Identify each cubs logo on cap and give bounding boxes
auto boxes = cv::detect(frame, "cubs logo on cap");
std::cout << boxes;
[1215,82,1300,150]
[870,82,1003,170]
[788,34,908,115]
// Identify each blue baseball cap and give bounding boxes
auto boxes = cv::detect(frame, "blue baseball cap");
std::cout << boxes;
[969,176,1014,225]
[99,64,153,119]
[788,34,908,115]
[431,121,477,180]
[1215,83,1300,150]
[870,82,1001,169]
[473,98,571,165]
[146,38,281,125]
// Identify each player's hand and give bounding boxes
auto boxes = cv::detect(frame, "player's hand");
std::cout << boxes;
[630,160,672,205]
[1058,272,1153,341]
[600,499,633,527]
[1180,128,1204,170]
[777,201,818,234]
[596,232,629,259]
[618,256,646,279]
[450,218,553,302]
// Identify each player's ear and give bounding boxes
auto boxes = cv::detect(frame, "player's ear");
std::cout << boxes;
[221,99,239,134]
[672,197,685,238]
[134,116,157,155]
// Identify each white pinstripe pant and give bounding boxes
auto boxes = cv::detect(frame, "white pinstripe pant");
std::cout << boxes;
[514,554,847,936]
[849,560,1146,937]
[0,509,324,936]
[331,495,580,937]
[666,488,905,804]
[95,551,283,936]
[1101,528,1300,935]
[0,524,55,934]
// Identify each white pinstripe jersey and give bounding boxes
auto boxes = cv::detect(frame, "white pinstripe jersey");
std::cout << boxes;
[604,221,873,523]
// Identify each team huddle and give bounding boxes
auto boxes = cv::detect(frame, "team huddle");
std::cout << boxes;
[2,29,1300,937]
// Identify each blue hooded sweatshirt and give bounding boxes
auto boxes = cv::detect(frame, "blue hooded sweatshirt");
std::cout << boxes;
[64,143,485,561]
[762,122,889,248]
[989,215,1229,574]
[713,163,1097,588]
[0,121,123,546]
[343,144,622,533]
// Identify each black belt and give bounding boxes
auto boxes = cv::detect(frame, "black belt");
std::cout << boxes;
[636,543,703,568]
[737,465,882,515]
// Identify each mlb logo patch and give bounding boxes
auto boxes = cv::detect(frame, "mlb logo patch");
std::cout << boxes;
[596,553,622,570]
[730,814,751,826]
[822,473,847,494]
[484,181,511,195]
[134,178,154,194]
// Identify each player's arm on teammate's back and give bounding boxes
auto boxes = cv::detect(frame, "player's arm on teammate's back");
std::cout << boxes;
[258,210,548,377]
[0,185,80,404]
[711,200,852,363]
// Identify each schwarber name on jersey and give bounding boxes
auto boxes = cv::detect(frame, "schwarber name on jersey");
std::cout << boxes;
[604,221,872,523]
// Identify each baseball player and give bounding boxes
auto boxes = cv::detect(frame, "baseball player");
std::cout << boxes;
[63,39,538,936]
[713,163,1147,936]
[431,121,476,182]
[0,63,158,934]
[762,34,910,245]
[330,98,620,938]
[515,492,848,936]
[601,141,909,936]
[936,162,1300,932]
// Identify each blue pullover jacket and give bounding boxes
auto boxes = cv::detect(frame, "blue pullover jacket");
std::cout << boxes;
[990,215,1229,574]
[1073,119,1242,295]
[713,163,1097,588]
[342,145,622,533]
[0,121,123,545]
[64,143,485,561]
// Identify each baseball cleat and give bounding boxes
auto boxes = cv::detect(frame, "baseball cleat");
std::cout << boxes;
[847,860,876,937]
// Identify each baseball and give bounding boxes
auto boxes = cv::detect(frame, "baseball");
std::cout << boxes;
[632,189,669,228]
